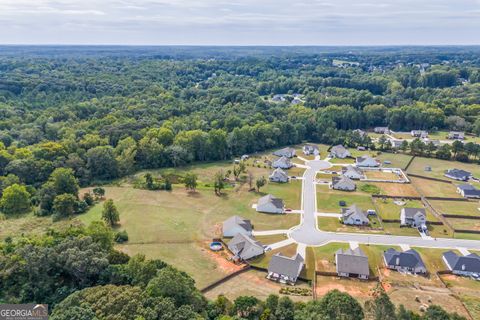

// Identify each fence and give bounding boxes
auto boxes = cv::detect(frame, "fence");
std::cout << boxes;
[372,194,422,200]
[408,173,452,183]
[443,214,480,220]
[425,197,469,201]
[200,266,251,293]
[404,155,416,170]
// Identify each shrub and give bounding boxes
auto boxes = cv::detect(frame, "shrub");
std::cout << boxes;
[360,184,381,195]
[114,230,129,243]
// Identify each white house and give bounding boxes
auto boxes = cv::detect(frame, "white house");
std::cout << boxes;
[457,184,480,199]
[228,233,264,261]
[400,208,427,229]
[269,168,289,183]
[273,147,296,158]
[384,249,427,275]
[303,144,320,156]
[341,205,369,225]
[443,251,480,277]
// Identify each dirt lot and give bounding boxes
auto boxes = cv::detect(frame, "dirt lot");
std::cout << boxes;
[316,276,378,304]
[370,182,420,197]
[204,269,312,302]
[441,274,480,319]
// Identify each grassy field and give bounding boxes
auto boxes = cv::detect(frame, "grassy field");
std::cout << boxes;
[429,200,480,217]
[359,244,399,276]
[410,177,461,198]
[364,170,401,181]
[316,186,375,212]
[407,156,480,180]
[373,198,437,221]
[446,218,480,232]
[318,217,383,233]
[254,234,288,245]
[312,242,349,272]
[363,182,419,197]
[376,152,413,169]
[441,274,480,319]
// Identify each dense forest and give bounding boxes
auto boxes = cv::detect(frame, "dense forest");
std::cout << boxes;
[0,46,479,318]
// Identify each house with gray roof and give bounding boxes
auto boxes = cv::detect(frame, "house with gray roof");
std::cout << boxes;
[353,129,367,137]
[355,155,379,167]
[389,138,403,149]
[457,184,480,199]
[267,253,304,285]
[331,175,356,191]
[445,169,471,181]
[273,147,296,158]
[342,165,364,180]
[330,145,351,159]
[335,248,370,279]
[400,208,427,229]
[448,131,465,140]
[443,251,480,277]
[303,144,320,156]
[383,249,427,274]
[272,156,293,169]
[411,130,428,138]
[228,233,264,261]
[341,205,369,226]
[223,216,252,237]
[272,94,286,102]
[269,168,289,183]
[374,127,389,134]
[256,194,284,214]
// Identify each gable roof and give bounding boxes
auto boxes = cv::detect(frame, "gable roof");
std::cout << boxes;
[356,155,378,165]
[463,189,480,197]
[270,168,288,179]
[330,145,349,156]
[384,249,426,269]
[268,253,304,279]
[341,205,368,221]
[401,208,426,219]
[303,144,319,151]
[458,184,476,191]
[443,251,480,273]
[336,248,370,276]
[445,169,471,179]
[223,216,252,233]
[228,233,264,259]
[342,165,363,176]
[332,175,356,189]
[273,156,293,168]
[273,147,295,157]
[258,194,284,210]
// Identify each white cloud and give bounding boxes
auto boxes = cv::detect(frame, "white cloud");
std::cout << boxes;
[0,0,478,44]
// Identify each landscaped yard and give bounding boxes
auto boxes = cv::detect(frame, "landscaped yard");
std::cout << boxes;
[410,177,461,198]
[316,186,375,212]
[407,156,480,180]
[254,234,288,245]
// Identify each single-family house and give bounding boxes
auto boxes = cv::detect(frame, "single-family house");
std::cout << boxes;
[341,205,369,225]
[411,130,428,138]
[443,251,480,277]
[269,168,289,183]
[272,156,293,169]
[223,216,253,237]
[389,139,403,149]
[383,249,427,275]
[331,175,356,191]
[353,129,367,137]
[448,131,465,140]
[355,155,379,167]
[228,233,264,261]
[267,253,304,285]
[374,127,389,134]
[457,184,480,199]
[272,94,286,102]
[330,145,351,159]
[303,144,320,156]
[273,147,296,158]
[342,165,364,180]
[256,194,284,214]
[335,248,370,280]
[445,169,471,181]
[422,138,440,147]
[400,208,427,229]
[291,97,302,105]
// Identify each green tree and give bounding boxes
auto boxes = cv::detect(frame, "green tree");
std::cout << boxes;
[49,167,79,196]
[256,176,267,192]
[53,193,78,217]
[184,172,198,191]
[364,291,396,320]
[145,173,154,189]
[102,199,120,227]
[92,187,105,199]
[275,296,294,320]
[0,183,31,214]
[233,162,246,180]
[233,296,261,320]
[214,171,225,195]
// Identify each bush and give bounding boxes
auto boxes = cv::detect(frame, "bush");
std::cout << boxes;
[114,230,129,243]
[360,184,381,195]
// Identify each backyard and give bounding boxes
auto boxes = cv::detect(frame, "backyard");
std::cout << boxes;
[316,186,375,212]
[410,176,461,198]
[407,156,480,180]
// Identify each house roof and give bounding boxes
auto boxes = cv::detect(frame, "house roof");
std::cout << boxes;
[463,189,480,197]
[336,248,370,276]
[330,145,349,156]
[332,175,356,189]
[303,144,319,151]
[445,169,471,179]
[341,205,368,221]
[356,155,377,165]
[273,147,295,157]
[223,216,252,233]
[458,184,476,191]
[384,249,426,269]
[268,253,304,279]
[273,156,292,167]
[270,168,288,179]
[443,251,480,273]
[342,165,363,176]
[401,208,426,219]
[258,194,284,209]
[228,233,264,259]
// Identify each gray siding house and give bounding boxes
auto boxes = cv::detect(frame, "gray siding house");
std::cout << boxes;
[443,251,480,277]
[269,168,289,183]
[273,147,296,158]
[383,249,427,275]
[267,253,304,285]
[445,169,471,181]
[303,144,320,156]
[342,165,364,180]
[335,248,370,279]
[228,233,264,261]
[355,156,379,167]
[256,194,284,214]
[223,216,253,237]
[272,156,293,169]
[331,175,356,191]
[457,184,480,199]
[448,131,465,140]
[341,205,369,225]
[400,208,427,229]
[330,145,351,159]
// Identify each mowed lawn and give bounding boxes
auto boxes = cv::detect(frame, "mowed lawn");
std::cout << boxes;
[410,177,461,198]
[316,186,375,212]
[375,152,413,169]
[407,157,480,180]
[363,182,419,197]
[373,198,438,221]
[317,217,383,233]
[429,200,480,217]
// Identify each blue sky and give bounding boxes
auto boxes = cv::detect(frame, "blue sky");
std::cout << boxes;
[0,0,479,45]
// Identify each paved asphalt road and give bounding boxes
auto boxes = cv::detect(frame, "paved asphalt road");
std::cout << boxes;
[287,160,480,250]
